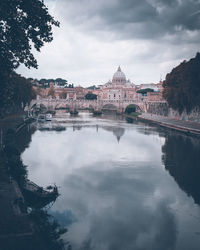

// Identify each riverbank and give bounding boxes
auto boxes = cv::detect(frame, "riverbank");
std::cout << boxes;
[126,113,200,136]
[0,115,66,250]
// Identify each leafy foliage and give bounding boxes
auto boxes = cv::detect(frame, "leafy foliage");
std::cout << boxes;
[0,0,59,117]
[137,88,154,94]
[30,210,69,250]
[163,53,200,113]
[0,0,59,71]
[3,129,28,186]
[0,72,36,117]
[125,104,136,114]
[31,78,72,88]
[85,92,97,100]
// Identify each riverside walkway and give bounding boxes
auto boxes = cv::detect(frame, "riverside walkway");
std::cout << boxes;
[138,113,200,135]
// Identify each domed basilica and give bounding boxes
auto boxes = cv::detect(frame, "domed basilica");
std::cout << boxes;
[99,66,137,101]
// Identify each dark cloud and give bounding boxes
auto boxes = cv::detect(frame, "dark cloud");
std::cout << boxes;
[57,0,200,40]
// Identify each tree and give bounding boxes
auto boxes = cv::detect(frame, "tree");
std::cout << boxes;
[125,104,136,114]
[55,78,67,86]
[0,0,59,117]
[163,53,200,113]
[0,72,36,117]
[0,0,59,72]
[85,92,97,100]
[68,83,74,88]
[39,79,48,86]
[137,88,154,95]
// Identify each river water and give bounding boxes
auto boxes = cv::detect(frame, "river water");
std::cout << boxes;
[21,112,200,250]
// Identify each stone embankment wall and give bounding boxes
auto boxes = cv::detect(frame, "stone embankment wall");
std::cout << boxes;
[147,102,200,123]
[168,107,200,123]
[147,102,169,116]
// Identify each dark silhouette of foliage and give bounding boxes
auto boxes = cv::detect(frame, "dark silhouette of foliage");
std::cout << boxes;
[162,132,200,205]
[137,88,154,94]
[0,0,59,72]
[30,210,68,250]
[125,104,136,114]
[85,92,97,100]
[0,0,59,117]
[3,129,28,186]
[163,52,200,113]
[55,78,67,86]
[0,72,36,118]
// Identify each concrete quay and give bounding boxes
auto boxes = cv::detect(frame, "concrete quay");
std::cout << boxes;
[138,113,200,136]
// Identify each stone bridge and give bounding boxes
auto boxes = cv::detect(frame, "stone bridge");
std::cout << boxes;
[29,97,147,113]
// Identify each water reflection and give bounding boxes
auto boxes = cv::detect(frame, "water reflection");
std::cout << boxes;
[0,123,68,250]
[22,113,200,250]
[162,132,200,205]
[102,126,125,142]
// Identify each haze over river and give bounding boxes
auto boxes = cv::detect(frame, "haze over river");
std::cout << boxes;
[22,112,200,250]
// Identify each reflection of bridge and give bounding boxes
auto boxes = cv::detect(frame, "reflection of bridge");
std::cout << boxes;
[29,98,147,113]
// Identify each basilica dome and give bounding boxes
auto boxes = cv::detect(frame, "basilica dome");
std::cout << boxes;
[112,66,126,84]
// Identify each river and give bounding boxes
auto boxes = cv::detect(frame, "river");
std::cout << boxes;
[21,112,200,250]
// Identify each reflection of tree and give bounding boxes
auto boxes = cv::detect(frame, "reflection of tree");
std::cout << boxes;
[1,125,70,250]
[30,210,69,250]
[102,126,125,142]
[162,132,200,204]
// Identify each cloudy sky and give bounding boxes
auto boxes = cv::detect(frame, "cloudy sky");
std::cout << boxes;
[18,0,200,86]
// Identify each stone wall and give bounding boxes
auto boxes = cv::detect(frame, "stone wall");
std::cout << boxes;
[147,102,169,116]
[168,107,200,123]
[146,102,200,122]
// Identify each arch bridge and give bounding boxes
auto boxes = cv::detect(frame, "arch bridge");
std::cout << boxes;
[29,98,146,114]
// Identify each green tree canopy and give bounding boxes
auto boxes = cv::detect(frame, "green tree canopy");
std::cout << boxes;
[163,53,200,113]
[55,78,68,86]
[137,88,154,94]
[85,92,97,100]
[125,104,136,114]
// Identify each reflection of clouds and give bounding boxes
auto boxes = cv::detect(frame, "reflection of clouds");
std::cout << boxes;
[21,117,200,250]
[52,165,177,250]
[22,124,164,186]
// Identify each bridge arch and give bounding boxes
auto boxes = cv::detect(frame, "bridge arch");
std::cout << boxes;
[55,103,71,110]
[102,103,118,113]
[124,103,143,113]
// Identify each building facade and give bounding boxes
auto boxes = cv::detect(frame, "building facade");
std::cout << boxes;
[97,66,138,101]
